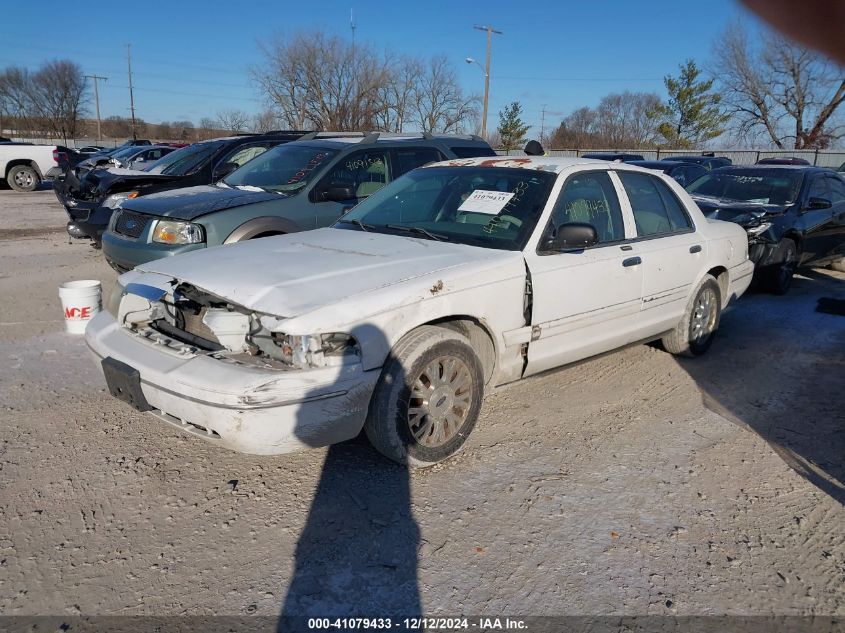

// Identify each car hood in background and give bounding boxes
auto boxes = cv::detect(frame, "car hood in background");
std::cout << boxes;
[691,195,789,225]
[120,184,287,220]
[134,228,517,317]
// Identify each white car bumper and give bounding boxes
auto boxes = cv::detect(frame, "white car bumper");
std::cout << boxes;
[85,311,380,455]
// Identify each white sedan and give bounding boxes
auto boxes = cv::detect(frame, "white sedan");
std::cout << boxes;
[86,157,754,466]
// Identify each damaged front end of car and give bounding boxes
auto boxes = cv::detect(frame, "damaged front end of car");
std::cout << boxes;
[111,280,361,371]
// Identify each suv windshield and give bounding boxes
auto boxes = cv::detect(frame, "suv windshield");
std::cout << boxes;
[687,169,803,205]
[336,166,556,250]
[223,144,337,193]
[146,140,225,176]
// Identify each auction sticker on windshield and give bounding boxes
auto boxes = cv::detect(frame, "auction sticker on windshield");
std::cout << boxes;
[458,189,514,214]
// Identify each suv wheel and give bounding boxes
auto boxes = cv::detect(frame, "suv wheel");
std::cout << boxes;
[364,326,484,467]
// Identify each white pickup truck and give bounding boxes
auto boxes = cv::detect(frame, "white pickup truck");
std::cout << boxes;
[0,143,69,191]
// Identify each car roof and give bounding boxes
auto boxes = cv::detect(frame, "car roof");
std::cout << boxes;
[423,155,679,175]
[711,164,824,172]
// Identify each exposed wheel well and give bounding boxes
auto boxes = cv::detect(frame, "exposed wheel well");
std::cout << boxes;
[782,231,802,255]
[5,160,42,180]
[425,316,497,385]
[248,231,284,240]
[706,266,729,305]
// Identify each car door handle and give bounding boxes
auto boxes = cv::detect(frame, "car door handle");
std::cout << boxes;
[689,244,702,254]
[622,256,642,267]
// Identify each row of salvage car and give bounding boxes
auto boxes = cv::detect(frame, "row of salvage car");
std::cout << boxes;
[52,132,845,466]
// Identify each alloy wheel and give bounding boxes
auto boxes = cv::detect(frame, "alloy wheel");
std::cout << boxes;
[408,355,473,448]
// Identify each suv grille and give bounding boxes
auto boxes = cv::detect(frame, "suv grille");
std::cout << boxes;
[114,210,150,238]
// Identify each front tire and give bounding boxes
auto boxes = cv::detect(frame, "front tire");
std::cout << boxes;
[662,274,721,357]
[364,326,484,467]
[8,165,40,192]
[763,238,797,295]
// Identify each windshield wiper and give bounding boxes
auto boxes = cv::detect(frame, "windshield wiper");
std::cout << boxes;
[385,224,450,241]
[336,218,374,231]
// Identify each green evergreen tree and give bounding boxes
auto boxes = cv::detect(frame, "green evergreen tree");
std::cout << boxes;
[497,101,530,151]
[656,60,730,148]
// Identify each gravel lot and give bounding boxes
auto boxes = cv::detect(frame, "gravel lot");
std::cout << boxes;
[1,189,844,618]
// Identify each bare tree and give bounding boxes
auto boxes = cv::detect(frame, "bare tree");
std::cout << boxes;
[253,30,476,133]
[374,55,421,132]
[199,117,218,140]
[594,91,661,148]
[548,93,660,149]
[216,109,251,134]
[253,30,390,130]
[714,23,845,148]
[251,109,280,133]
[412,55,479,133]
[0,59,88,140]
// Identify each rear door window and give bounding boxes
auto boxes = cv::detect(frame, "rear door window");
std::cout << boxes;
[619,172,691,236]
[394,148,444,176]
[449,145,497,158]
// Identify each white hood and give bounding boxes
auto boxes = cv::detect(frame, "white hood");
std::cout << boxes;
[135,228,516,317]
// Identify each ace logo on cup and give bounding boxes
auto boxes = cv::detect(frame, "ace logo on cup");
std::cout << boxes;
[64,306,93,320]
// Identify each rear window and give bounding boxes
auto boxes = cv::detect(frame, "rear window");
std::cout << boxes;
[449,145,497,158]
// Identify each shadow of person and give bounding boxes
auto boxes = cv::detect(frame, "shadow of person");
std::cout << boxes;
[677,270,845,504]
[278,324,421,630]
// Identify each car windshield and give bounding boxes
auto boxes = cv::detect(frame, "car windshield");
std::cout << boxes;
[146,141,225,176]
[686,170,803,205]
[222,144,337,193]
[335,166,556,251]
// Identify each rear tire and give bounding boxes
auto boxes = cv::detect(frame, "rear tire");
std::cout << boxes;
[661,274,721,357]
[8,165,40,192]
[763,238,797,295]
[364,326,484,467]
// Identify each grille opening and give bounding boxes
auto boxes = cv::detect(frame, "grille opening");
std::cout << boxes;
[114,210,150,238]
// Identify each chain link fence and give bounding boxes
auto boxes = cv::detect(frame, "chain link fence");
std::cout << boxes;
[496,147,845,168]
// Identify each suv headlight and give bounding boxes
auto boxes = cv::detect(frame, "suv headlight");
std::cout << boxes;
[152,220,205,245]
[103,191,138,209]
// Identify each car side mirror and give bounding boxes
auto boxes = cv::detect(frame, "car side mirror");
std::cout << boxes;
[212,162,239,181]
[544,222,599,251]
[319,184,357,202]
[807,196,832,210]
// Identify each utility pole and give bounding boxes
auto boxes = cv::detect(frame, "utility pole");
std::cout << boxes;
[350,8,356,56]
[540,104,547,141]
[473,24,502,140]
[85,74,107,141]
[126,44,137,140]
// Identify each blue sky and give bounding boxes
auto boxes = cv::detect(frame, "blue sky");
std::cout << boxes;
[0,0,759,134]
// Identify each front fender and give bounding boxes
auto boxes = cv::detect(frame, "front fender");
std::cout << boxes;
[224,216,303,243]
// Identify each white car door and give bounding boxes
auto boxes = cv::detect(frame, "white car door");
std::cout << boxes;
[615,170,705,336]
[523,169,644,376]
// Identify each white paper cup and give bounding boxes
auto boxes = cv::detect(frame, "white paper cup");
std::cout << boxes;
[59,280,102,334]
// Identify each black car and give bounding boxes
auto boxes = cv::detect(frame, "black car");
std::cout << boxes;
[687,165,845,293]
[756,157,811,166]
[57,131,309,242]
[661,154,732,170]
[627,160,708,187]
[581,152,644,162]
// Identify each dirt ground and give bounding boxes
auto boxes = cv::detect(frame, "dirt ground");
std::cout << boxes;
[1,189,843,618]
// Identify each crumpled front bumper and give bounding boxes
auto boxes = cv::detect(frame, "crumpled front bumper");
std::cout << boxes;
[84,311,380,455]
